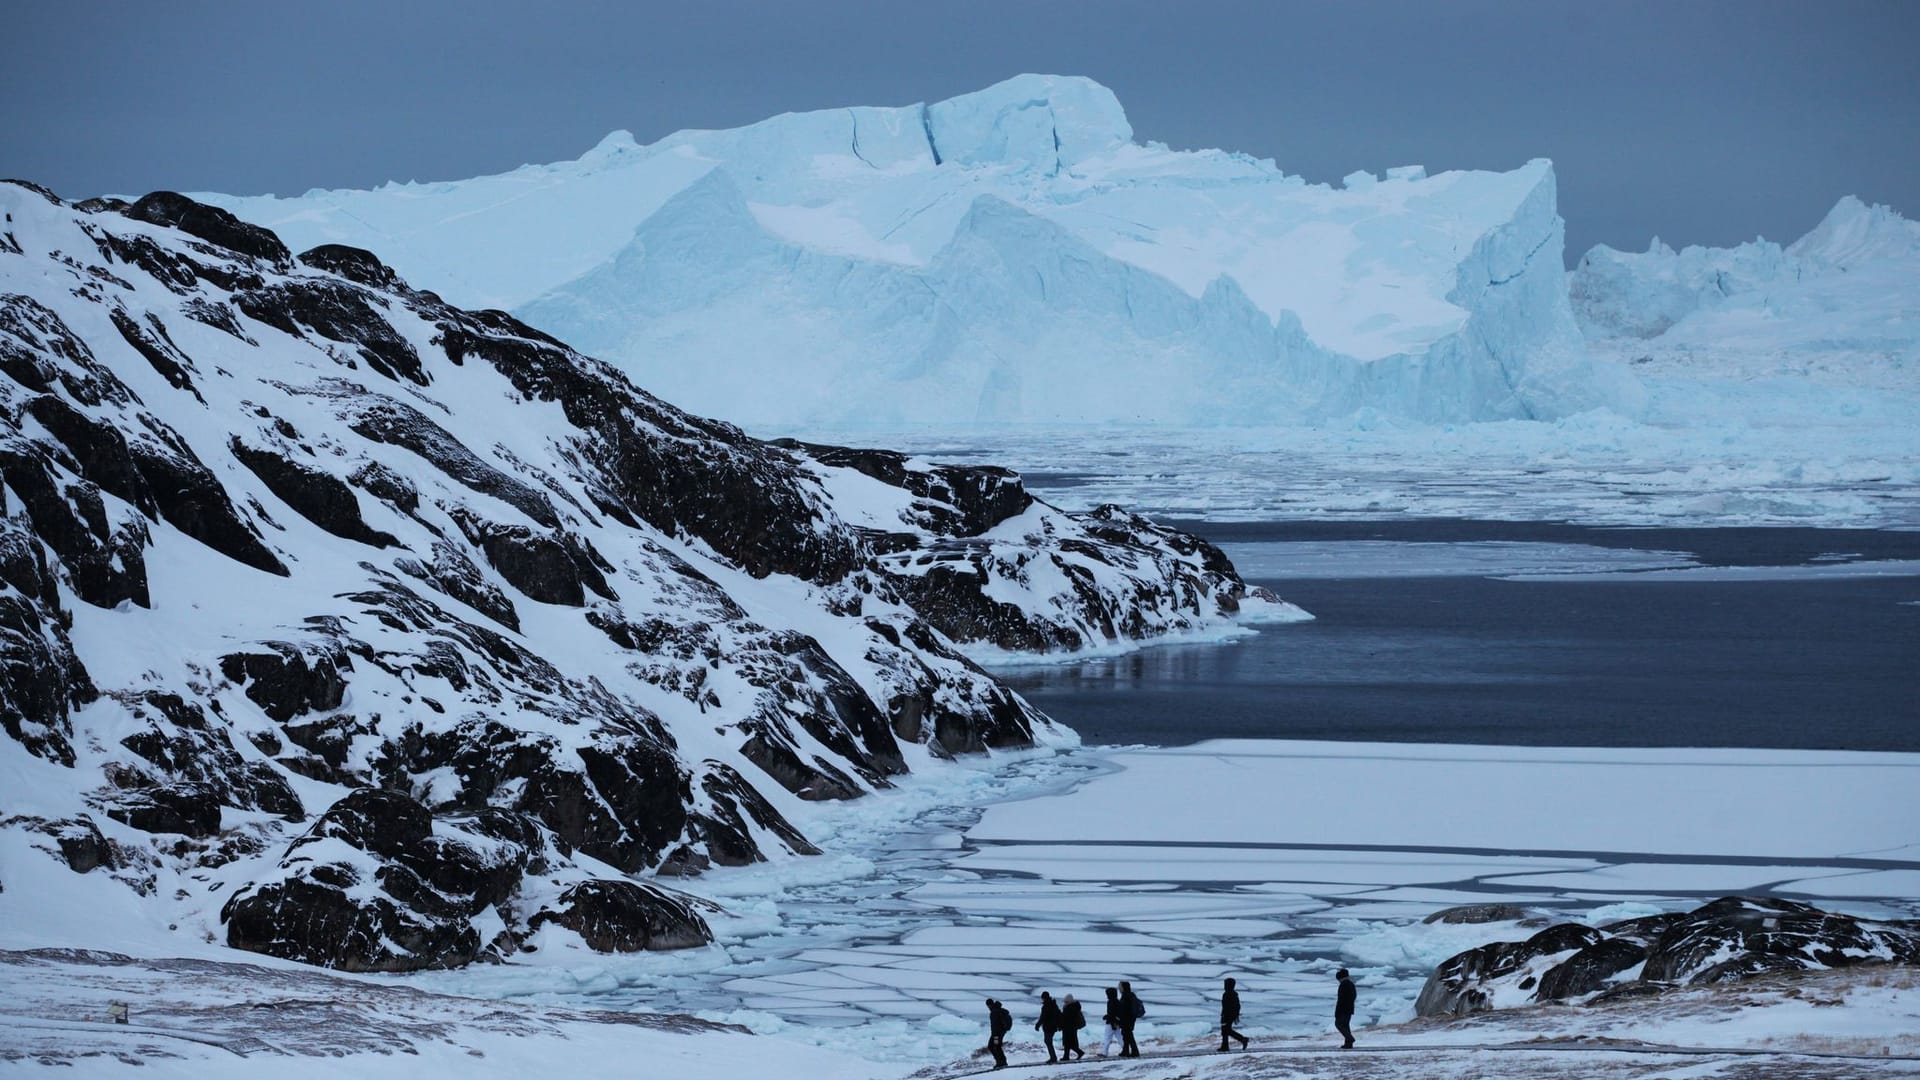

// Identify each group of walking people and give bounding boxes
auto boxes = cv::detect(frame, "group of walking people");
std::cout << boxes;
[982,969,1358,1068]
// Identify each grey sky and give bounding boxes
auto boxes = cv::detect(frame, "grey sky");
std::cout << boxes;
[3,0,1916,260]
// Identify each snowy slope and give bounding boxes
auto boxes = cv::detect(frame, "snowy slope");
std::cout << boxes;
[0,181,1288,974]
[199,75,1634,427]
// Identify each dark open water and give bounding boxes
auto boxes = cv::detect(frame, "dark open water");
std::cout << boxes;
[1003,521,1920,751]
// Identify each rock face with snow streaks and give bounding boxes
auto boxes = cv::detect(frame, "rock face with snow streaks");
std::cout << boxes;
[0,181,1281,971]
[1416,896,1920,1017]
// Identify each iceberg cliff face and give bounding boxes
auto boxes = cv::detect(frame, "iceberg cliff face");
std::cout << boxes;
[201,75,1631,427]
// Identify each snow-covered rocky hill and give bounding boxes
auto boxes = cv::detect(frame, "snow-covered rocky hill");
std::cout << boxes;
[1571,195,1920,390]
[198,75,1635,428]
[0,180,1290,973]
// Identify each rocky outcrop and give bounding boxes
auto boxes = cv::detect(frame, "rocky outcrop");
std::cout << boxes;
[222,789,540,971]
[0,181,1285,975]
[525,879,711,952]
[1416,897,1920,1018]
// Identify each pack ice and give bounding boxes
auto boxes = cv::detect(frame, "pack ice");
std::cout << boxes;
[0,180,1284,974]
[199,75,1633,428]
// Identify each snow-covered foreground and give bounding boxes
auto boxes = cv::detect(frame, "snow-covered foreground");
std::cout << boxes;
[343,741,1920,1061]
[5,740,1917,1075]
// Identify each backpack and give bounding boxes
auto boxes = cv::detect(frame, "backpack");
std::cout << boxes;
[1067,1006,1084,1031]
[1132,998,1146,1020]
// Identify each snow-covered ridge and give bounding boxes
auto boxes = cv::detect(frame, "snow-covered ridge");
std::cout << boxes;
[197,74,1634,427]
[0,181,1281,973]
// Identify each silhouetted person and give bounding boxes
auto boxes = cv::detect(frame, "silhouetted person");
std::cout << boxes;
[1117,980,1142,1058]
[1219,976,1249,1051]
[1035,990,1062,1063]
[986,997,1011,1069]
[1335,968,1357,1049]
[1100,987,1123,1055]
[1060,994,1086,1061]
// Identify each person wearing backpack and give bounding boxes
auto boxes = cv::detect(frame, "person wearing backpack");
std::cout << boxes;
[1034,990,1062,1064]
[1059,994,1086,1061]
[1117,980,1143,1058]
[985,998,1012,1069]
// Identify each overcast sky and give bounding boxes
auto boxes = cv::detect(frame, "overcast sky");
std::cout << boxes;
[3,0,1915,259]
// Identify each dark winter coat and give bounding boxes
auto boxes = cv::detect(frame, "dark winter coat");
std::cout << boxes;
[1117,988,1142,1030]
[1062,1001,1085,1032]
[1335,977,1357,1020]
[1221,985,1241,1024]
[990,1003,1013,1037]
[1103,990,1121,1027]
[1036,997,1062,1033]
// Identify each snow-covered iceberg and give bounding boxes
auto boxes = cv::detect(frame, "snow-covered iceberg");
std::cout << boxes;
[1571,195,1920,366]
[199,74,1634,428]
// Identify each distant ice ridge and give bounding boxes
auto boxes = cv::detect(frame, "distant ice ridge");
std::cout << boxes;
[1572,195,1920,357]
[199,74,1635,428]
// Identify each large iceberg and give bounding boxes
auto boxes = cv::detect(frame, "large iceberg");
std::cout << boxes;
[201,74,1635,428]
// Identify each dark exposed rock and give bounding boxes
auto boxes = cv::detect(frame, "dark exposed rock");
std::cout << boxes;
[0,505,94,764]
[229,438,398,548]
[101,783,222,838]
[526,879,711,953]
[221,789,542,972]
[340,393,559,527]
[435,318,860,582]
[681,763,820,871]
[22,393,287,575]
[1424,904,1542,925]
[108,308,200,398]
[453,512,612,607]
[740,729,865,802]
[347,460,419,515]
[298,244,404,291]
[235,280,424,385]
[7,815,117,873]
[773,440,1032,536]
[889,551,1085,653]
[1416,923,1604,1017]
[89,229,201,295]
[1420,896,1920,1018]
[122,192,291,266]
[113,691,304,821]
[1535,937,1648,1000]
[219,640,351,722]
[1,294,124,407]
[181,298,255,342]
[1641,895,1920,986]
[394,541,520,631]
[0,444,150,609]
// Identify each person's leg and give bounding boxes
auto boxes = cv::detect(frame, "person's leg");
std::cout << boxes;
[1337,1017,1354,1048]
[1123,1024,1138,1057]
[991,1035,1007,1067]
[1045,1030,1056,1063]
[1219,1022,1230,1051]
